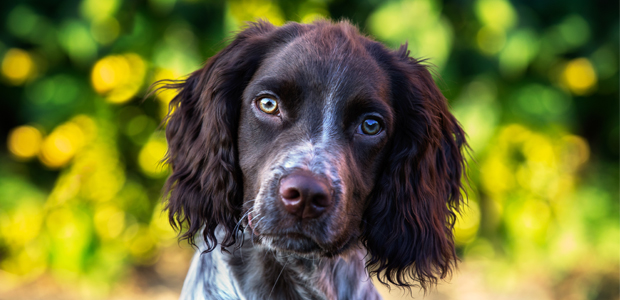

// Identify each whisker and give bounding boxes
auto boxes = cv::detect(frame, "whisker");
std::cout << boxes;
[233,208,254,233]
[254,216,268,230]
[250,212,263,228]
[254,214,268,226]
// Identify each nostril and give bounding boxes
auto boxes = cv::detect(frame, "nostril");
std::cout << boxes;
[279,177,304,217]
[281,187,301,201]
[311,194,330,208]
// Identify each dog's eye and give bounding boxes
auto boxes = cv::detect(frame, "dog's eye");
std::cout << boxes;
[257,97,279,114]
[361,118,381,135]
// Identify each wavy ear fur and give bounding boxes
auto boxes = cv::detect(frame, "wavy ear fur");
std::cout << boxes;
[161,21,308,251]
[362,44,468,292]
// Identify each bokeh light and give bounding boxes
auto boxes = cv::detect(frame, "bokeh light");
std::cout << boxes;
[138,135,169,178]
[228,0,285,28]
[2,48,36,85]
[499,29,539,78]
[6,6,39,39]
[562,57,598,95]
[39,121,85,168]
[80,0,119,21]
[368,0,453,70]
[94,205,126,240]
[91,53,146,104]
[59,20,98,65]
[475,0,516,31]
[454,201,481,245]
[557,14,590,49]
[7,125,43,160]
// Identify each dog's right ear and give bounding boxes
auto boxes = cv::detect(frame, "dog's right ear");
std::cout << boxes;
[158,21,306,251]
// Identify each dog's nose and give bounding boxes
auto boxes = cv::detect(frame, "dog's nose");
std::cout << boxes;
[279,173,332,219]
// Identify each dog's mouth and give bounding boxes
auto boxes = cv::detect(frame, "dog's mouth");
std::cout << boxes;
[247,212,325,255]
[258,233,323,255]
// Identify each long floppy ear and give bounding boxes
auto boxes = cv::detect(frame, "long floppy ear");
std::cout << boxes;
[160,21,306,251]
[362,45,468,292]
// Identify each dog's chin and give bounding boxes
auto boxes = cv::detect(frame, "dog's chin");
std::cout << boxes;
[250,229,355,258]
[254,233,324,256]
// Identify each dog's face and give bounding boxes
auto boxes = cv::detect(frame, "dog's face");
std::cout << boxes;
[237,29,393,256]
[162,20,467,290]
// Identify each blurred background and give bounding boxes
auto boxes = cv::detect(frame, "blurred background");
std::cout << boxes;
[0,0,617,299]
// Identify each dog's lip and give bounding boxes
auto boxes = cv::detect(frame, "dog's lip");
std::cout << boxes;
[248,211,312,240]
[255,230,314,241]
[247,214,320,244]
[262,232,335,256]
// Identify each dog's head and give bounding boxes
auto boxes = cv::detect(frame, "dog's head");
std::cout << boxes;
[161,20,467,290]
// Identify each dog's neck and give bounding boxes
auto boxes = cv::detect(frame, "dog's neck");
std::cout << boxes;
[229,239,378,300]
[180,231,382,300]
[228,231,382,300]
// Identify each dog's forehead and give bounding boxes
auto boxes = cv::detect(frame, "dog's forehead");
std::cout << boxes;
[251,26,389,101]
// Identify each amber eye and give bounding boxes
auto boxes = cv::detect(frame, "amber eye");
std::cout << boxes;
[257,97,278,114]
[361,118,381,135]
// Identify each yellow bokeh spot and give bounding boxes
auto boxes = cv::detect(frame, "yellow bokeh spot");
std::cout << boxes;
[298,1,329,24]
[562,58,597,95]
[94,205,125,240]
[80,0,119,21]
[130,233,156,257]
[513,199,551,240]
[475,0,517,31]
[522,134,555,165]
[9,241,47,277]
[150,202,177,245]
[138,136,169,178]
[39,122,85,169]
[46,208,78,240]
[91,53,146,104]
[72,114,98,138]
[228,0,285,27]
[498,124,531,145]
[301,12,327,24]
[481,155,514,196]
[454,202,481,246]
[367,0,453,70]
[482,124,590,207]
[0,201,44,247]
[124,224,157,260]
[2,48,36,85]
[8,125,43,160]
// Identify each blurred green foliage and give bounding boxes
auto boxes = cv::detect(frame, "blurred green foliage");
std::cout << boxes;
[0,0,617,299]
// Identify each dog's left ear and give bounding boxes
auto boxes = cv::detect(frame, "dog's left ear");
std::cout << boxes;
[362,45,468,291]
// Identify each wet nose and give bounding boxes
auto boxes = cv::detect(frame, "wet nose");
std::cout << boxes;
[279,173,332,219]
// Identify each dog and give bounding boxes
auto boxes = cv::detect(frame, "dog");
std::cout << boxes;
[159,20,467,300]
